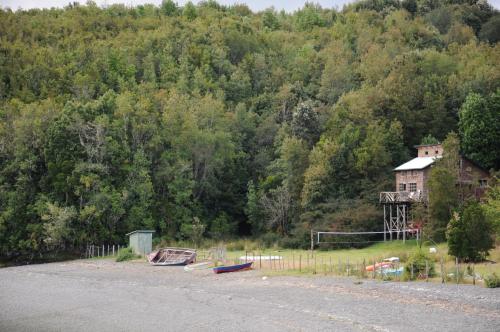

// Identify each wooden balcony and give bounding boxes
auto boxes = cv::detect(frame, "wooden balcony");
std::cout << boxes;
[379,190,426,203]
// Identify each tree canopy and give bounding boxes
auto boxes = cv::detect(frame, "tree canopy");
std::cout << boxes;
[0,0,499,257]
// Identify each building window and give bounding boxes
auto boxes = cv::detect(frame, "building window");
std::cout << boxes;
[409,183,417,192]
[479,179,488,188]
[399,183,406,191]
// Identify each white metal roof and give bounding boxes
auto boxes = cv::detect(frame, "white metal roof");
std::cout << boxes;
[394,157,439,171]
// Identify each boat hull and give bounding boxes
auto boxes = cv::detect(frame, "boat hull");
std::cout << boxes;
[213,262,253,274]
[147,248,196,266]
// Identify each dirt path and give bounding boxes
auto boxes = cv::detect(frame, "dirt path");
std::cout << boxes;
[1,259,499,331]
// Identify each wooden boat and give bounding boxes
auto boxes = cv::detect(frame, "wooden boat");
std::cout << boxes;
[184,261,213,271]
[147,247,196,266]
[213,262,253,274]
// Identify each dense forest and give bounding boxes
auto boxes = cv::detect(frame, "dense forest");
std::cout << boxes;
[0,0,499,258]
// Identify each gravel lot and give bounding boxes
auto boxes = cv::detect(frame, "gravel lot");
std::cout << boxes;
[1,259,499,331]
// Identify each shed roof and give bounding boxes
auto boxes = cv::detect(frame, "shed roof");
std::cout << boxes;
[126,230,155,236]
[394,157,439,171]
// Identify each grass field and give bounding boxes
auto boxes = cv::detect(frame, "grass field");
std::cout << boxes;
[197,240,500,285]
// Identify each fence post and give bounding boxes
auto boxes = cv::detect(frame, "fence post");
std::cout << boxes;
[329,257,333,274]
[425,260,429,282]
[472,264,475,285]
[411,263,414,280]
[441,257,445,284]
[456,257,459,284]
[299,255,302,272]
[347,257,350,277]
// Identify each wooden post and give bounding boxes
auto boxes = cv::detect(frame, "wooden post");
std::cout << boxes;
[383,205,386,242]
[299,255,302,272]
[314,255,317,274]
[472,264,476,285]
[346,257,350,277]
[259,254,262,269]
[441,257,445,284]
[310,229,314,251]
[329,257,332,273]
[456,257,459,284]
[426,260,429,282]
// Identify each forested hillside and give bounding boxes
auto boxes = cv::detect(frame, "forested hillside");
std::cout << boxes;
[0,0,499,257]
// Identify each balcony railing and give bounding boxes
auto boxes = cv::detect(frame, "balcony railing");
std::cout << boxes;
[379,190,427,203]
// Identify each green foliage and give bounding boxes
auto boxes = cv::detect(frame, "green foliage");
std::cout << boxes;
[420,134,439,145]
[446,201,495,262]
[479,15,500,43]
[459,91,500,170]
[181,217,206,248]
[0,1,499,259]
[116,247,139,262]
[405,251,435,280]
[482,177,500,236]
[427,133,461,242]
[484,273,500,288]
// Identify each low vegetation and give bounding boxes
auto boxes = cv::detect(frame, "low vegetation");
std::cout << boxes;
[484,273,500,288]
[116,247,140,262]
[404,251,436,280]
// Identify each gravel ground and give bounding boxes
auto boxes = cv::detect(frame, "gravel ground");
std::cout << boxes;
[1,259,499,332]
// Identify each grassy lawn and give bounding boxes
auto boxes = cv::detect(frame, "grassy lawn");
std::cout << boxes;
[204,240,500,284]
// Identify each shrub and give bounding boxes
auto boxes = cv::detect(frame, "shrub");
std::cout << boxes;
[405,251,435,280]
[446,201,494,262]
[116,247,139,262]
[484,273,500,288]
[258,233,281,249]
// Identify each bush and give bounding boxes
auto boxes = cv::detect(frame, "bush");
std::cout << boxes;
[446,201,494,262]
[257,233,281,249]
[405,251,435,280]
[116,247,139,262]
[484,273,500,288]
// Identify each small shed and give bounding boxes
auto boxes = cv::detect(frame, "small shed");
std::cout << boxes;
[126,230,155,256]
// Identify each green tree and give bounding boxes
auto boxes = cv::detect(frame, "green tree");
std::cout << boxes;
[482,176,500,236]
[446,201,494,262]
[459,91,500,170]
[427,133,460,242]
[420,134,439,145]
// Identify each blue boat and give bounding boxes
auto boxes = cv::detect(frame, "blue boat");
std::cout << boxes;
[213,262,253,274]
